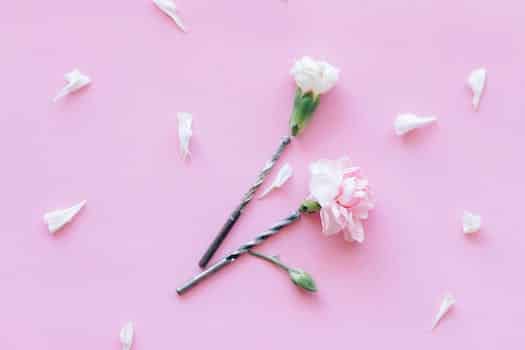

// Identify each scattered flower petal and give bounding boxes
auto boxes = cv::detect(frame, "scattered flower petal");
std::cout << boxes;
[463,211,481,234]
[432,293,456,330]
[467,68,487,111]
[120,321,134,350]
[177,112,193,160]
[259,163,293,199]
[153,0,187,32]
[53,69,91,102]
[394,113,436,136]
[43,200,87,234]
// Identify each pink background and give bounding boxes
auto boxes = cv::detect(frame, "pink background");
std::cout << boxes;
[1,0,524,348]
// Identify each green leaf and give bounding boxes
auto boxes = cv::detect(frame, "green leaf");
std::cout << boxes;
[289,269,318,292]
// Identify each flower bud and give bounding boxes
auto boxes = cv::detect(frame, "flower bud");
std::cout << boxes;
[289,88,320,136]
[299,199,321,213]
[289,269,317,292]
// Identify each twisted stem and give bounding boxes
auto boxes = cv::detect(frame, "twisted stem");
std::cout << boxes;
[198,135,292,268]
[177,210,301,295]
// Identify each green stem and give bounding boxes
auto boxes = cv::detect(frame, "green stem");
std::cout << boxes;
[248,250,290,272]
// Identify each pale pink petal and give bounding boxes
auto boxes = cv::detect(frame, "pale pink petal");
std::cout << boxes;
[355,178,368,190]
[359,192,375,209]
[334,205,350,229]
[353,190,367,199]
[320,204,346,235]
[353,196,374,218]
[346,214,365,243]
[337,177,357,206]
[353,205,369,220]
[343,228,355,242]
[344,167,360,176]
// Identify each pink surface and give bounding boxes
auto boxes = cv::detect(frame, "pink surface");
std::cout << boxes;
[1,0,524,348]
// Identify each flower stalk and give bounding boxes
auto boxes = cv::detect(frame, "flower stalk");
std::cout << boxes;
[198,135,292,268]
[248,250,317,292]
[197,56,339,270]
[248,250,290,271]
[177,200,321,295]
[178,211,302,295]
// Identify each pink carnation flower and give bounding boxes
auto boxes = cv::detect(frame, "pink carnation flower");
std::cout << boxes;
[309,157,374,243]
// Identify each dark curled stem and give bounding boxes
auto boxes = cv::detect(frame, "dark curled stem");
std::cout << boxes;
[198,136,292,268]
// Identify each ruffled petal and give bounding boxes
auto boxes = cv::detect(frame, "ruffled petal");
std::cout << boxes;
[337,177,357,207]
[353,190,366,199]
[309,159,344,206]
[316,61,340,94]
[343,227,354,242]
[291,57,339,95]
[345,214,365,243]
[355,178,369,190]
[353,205,369,219]
[320,204,346,235]
[290,56,320,93]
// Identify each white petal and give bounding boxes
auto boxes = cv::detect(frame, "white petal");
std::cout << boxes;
[177,112,192,160]
[394,113,437,136]
[120,321,134,350]
[53,69,91,102]
[463,211,481,234]
[43,200,86,234]
[316,61,340,94]
[309,159,345,206]
[290,56,339,95]
[153,0,187,32]
[467,68,487,111]
[259,163,293,199]
[432,293,456,330]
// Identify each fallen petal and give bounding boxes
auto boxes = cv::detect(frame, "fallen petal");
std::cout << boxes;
[259,163,293,198]
[53,69,91,102]
[120,321,134,350]
[177,112,193,160]
[43,200,87,234]
[467,68,487,111]
[432,293,456,330]
[394,113,437,136]
[463,211,481,234]
[153,0,187,32]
